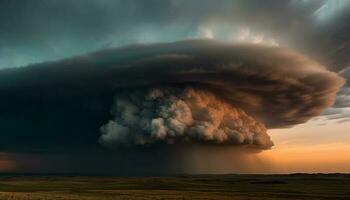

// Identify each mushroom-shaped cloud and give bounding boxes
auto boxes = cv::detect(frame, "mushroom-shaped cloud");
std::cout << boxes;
[95,40,344,149]
[0,40,345,150]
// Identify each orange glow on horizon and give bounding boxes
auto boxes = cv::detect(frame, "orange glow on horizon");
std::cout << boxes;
[259,142,350,173]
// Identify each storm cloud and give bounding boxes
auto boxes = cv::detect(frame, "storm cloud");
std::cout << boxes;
[0,40,344,151]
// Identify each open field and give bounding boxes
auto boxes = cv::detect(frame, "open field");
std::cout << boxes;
[0,174,349,199]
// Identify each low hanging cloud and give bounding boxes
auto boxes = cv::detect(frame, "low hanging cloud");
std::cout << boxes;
[0,39,345,151]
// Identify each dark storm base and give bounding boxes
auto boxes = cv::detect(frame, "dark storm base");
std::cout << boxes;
[0,174,349,200]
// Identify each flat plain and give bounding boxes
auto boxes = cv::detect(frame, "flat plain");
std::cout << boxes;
[0,174,349,200]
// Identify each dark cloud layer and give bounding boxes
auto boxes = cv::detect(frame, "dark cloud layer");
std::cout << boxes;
[0,40,344,152]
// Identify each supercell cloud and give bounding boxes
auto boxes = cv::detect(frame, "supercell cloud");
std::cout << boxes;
[1,0,350,174]
[95,40,344,149]
[0,40,345,151]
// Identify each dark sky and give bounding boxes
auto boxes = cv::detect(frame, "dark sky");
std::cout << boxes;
[1,0,350,71]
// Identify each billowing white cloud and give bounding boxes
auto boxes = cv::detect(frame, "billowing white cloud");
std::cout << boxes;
[100,87,273,149]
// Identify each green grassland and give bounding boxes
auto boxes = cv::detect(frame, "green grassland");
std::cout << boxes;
[0,174,349,199]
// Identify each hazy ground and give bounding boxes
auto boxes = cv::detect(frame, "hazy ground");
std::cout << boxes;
[0,174,349,200]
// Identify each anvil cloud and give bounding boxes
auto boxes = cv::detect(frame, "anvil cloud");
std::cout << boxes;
[0,40,344,151]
